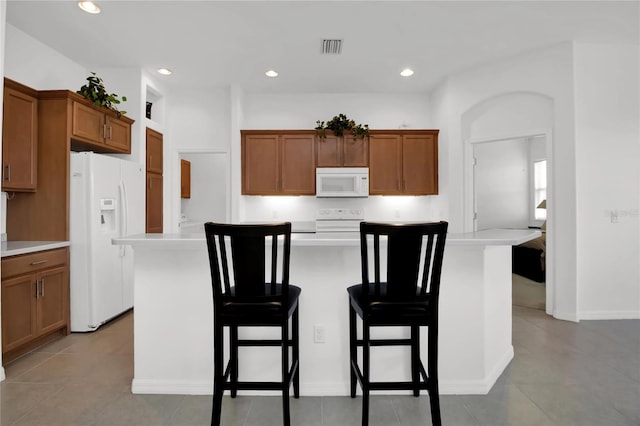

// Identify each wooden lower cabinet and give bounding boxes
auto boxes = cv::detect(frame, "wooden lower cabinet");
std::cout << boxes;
[1,247,70,364]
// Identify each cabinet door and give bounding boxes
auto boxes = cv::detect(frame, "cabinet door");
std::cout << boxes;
[181,159,191,199]
[1,274,37,353]
[281,134,315,195]
[369,134,402,195]
[146,128,163,174]
[402,134,438,195]
[343,136,368,167]
[72,101,106,145]
[316,134,341,167]
[37,266,67,335]
[105,116,131,153]
[242,134,279,195]
[146,172,163,233]
[2,87,37,191]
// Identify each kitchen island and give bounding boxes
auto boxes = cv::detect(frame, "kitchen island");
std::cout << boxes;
[113,228,540,396]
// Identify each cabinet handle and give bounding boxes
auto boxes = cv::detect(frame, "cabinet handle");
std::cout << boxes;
[30,259,48,266]
[109,126,113,140]
[35,280,39,299]
[40,278,45,297]
[103,124,108,139]
[3,164,10,181]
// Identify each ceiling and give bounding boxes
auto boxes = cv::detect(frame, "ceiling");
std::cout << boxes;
[5,1,639,93]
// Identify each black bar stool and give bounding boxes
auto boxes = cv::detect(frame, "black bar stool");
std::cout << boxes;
[347,221,448,426]
[204,222,300,426]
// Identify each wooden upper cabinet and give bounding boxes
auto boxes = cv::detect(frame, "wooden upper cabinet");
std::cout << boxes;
[281,134,315,195]
[369,134,403,195]
[2,79,38,192]
[369,130,439,196]
[242,133,280,195]
[146,128,163,174]
[180,159,191,199]
[70,98,133,154]
[105,116,131,152]
[316,133,368,167]
[241,131,315,195]
[72,102,104,143]
[402,133,438,195]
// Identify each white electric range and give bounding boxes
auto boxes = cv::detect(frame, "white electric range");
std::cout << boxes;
[315,208,364,233]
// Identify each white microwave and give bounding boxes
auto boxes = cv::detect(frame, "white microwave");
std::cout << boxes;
[316,167,369,198]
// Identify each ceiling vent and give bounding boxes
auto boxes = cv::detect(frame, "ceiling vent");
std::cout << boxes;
[322,39,343,55]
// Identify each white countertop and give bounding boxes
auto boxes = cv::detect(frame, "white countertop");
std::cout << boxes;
[113,228,541,248]
[1,241,71,258]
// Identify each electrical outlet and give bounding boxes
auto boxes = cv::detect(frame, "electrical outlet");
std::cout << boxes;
[611,211,618,223]
[313,324,326,343]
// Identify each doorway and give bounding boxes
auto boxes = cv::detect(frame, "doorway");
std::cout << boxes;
[472,134,548,311]
[177,151,229,232]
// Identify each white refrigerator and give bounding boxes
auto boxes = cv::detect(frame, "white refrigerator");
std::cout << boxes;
[70,152,145,332]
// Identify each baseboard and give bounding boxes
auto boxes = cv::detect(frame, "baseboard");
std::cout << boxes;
[553,310,579,322]
[578,310,640,320]
[440,345,514,395]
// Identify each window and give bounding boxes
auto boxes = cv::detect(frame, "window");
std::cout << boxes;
[533,160,547,221]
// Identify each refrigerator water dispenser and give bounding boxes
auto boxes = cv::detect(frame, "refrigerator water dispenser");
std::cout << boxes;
[99,198,116,233]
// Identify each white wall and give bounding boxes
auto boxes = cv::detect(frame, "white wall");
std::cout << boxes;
[432,41,640,321]
[237,92,442,223]
[166,87,231,231]
[574,43,640,319]
[431,43,577,320]
[474,138,529,230]
[4,24,86,90]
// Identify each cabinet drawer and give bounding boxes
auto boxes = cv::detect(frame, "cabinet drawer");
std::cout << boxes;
[1,248,68,279]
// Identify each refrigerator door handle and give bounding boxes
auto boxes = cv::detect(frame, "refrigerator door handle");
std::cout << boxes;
[119,180,128,257]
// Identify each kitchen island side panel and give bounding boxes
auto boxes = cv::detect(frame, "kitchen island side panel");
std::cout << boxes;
[128,239,514,395]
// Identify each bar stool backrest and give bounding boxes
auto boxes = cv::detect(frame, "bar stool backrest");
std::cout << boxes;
[204,222,292,312]
[359,221,448,303]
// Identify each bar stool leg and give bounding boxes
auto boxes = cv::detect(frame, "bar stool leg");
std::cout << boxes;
[411,325,420,397]
[349,303,357,398]
[230,325,239,398]
[211,322,224,426]
[427,325,442,426]
[293,306,300,398]
[282,320,291,426]
[361,321,370,426]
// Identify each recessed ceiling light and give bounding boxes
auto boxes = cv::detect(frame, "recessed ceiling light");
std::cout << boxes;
[78,1,100,14]
[265,70,279,78]
[157,68,172,76]
[400,68,414,77]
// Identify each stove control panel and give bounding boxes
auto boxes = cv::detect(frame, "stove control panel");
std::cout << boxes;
[316,208,364,220]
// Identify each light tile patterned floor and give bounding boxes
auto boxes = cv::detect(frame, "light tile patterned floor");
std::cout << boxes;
[1,306,639,425]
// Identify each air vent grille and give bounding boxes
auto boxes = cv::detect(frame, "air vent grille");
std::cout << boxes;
[322,39,343,55]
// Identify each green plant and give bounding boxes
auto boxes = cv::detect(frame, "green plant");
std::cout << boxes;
[315,113,369,140]
[77,72,127,116]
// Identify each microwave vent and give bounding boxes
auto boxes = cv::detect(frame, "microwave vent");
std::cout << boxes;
[322,39,343,55]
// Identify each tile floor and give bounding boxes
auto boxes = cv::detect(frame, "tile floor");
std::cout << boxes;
[1,306,639,426]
